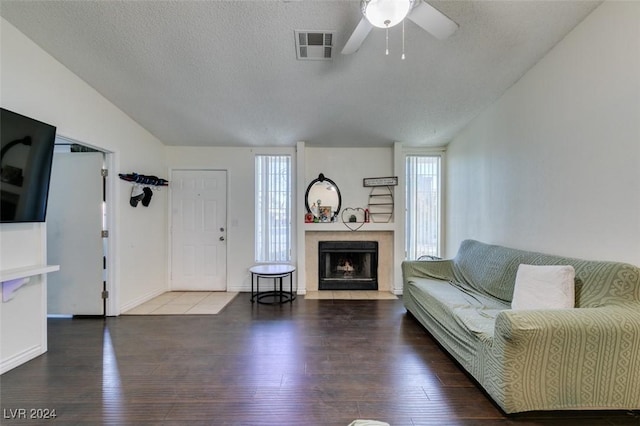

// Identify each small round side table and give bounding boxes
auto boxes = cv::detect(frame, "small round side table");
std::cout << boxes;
[250,264,296,305]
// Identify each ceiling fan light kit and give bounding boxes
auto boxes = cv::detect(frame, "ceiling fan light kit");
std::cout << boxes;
[362,0,414,59]
[342,0,458,57]
[362,0,414,29]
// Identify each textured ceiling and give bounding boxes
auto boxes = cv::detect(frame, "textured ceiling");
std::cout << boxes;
[0,0,601,148]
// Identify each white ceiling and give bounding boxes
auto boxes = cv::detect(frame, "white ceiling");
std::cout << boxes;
[0,0,601,148]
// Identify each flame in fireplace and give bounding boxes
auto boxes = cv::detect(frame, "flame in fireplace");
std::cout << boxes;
[337,257,355,275]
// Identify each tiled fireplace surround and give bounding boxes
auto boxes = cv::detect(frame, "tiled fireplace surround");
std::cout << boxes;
[305,230,394,292]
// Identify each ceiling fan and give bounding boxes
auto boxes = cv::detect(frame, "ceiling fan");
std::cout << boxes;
[341,0,458,55]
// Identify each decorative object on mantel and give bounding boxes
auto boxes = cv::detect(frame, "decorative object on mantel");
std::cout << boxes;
[368,185,394,222]
[341,207,366,231]
[363,176,398,187]
[119,172,168,208]
[318,205,333,222]
[305,173,341,222]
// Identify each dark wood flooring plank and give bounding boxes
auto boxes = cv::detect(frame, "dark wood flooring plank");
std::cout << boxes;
[0,293,638,425]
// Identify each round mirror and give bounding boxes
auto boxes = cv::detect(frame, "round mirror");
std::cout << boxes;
[305,173,341,222]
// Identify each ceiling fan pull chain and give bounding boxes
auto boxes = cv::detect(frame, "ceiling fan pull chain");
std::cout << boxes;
[402,20,406,60]
[385,27,389,55]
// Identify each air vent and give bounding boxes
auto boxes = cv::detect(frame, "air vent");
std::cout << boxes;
[294,30,335,61]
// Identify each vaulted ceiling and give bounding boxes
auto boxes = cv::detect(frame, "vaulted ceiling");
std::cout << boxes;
[0,1,601,148]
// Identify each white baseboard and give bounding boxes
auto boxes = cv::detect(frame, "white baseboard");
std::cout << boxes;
[0,344,44,375]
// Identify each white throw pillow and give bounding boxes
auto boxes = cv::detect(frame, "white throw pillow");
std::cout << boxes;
[511,264,576,310]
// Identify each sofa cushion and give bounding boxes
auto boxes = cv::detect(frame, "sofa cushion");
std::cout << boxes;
[511,264,575,310]
[407,278,508,343]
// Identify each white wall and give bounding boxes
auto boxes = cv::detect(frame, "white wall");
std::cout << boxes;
[167,145,396,293]
[305,147,395,214]
[165,146,295,292]
[1,17,168,370]
[446,1,640,266]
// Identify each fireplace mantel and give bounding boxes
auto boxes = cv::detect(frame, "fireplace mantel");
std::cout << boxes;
[303,222,394,232]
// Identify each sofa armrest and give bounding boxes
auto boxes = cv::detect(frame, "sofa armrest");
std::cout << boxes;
[401,259,455,282]
[495,305,640,342]
[493,306,640,411]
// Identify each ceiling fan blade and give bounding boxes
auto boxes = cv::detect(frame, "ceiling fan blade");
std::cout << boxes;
[407,1,458,40]
[341,17,373,55]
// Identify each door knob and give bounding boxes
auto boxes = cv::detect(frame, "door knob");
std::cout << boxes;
[219,236,225,241]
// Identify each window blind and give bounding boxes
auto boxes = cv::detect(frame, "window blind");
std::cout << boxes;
[405,155,441,260]
[255,155,292,262]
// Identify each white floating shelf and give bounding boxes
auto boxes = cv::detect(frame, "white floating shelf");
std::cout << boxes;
[1,265,60,302]
[0,265,60,282]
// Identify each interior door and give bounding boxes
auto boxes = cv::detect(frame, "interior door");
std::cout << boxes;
[47,151,104,315]
[171,170,227,291]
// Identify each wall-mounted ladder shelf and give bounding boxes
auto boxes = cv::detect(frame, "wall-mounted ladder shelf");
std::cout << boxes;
[367,186,394,223]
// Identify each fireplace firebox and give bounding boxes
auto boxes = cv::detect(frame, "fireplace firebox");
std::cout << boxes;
[318,241,378,290]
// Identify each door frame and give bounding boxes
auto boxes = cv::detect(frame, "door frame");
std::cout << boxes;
[168,168,229,292]
[53,135,117,316]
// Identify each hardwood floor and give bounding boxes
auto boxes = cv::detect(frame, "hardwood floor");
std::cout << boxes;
[1,293,638,425]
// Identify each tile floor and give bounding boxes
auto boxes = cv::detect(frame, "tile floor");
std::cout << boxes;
[304,290,397,300]
[123,291,238,315]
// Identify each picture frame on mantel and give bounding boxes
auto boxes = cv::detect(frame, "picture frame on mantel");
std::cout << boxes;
[318,206,332,222]
[363,176,398,187]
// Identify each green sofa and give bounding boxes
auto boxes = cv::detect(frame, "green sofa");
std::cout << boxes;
[402,239,640,413]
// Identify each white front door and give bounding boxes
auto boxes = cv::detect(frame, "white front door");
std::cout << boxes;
[47,151,104,315]
[171,170,227,291]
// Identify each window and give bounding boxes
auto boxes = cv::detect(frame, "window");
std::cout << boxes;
[255,155,292,262]
[405,155,442,260]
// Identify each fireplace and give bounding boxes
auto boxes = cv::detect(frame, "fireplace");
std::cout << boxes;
[318,241,378,290]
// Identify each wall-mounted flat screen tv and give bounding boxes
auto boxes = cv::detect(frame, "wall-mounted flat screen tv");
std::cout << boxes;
[1,108,57,223]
